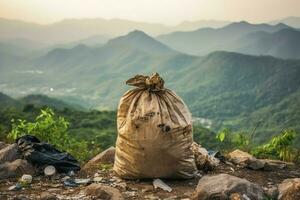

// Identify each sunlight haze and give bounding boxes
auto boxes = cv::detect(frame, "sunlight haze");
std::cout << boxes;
[0,0,300,24]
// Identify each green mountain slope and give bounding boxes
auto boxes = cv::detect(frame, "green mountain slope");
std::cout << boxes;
[235,29,300,59]
[0,30,299,141]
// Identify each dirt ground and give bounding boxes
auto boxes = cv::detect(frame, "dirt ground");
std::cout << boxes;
[0,161,299,200]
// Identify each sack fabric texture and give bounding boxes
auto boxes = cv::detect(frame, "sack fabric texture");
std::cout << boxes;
[114,73,197,179]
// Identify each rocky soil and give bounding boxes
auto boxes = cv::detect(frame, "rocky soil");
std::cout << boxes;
[0,144,300,200]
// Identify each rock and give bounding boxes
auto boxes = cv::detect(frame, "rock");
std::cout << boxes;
[0,142,8,150]
[191,142,219,171]
[0,144,21,163]
[84,183,123,200]
[12,195,29,200]
[265,186,279,199]
[192,173,264,200]
[144,194,160,200]
[263,159,290,170]
[83,146,115,169]
[0,159,35,180]
[124,191,137,197]
[40,192,57,200]
[228,149,253,166]
[278,178,300,200]
[245,158,265,170]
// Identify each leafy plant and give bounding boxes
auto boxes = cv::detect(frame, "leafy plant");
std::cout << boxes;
[252,129,297,162]
[7,108,99,162]
[216,128,250,151]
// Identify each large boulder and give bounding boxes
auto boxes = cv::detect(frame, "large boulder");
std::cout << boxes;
[0,159,35,180]
[228,149,253,166]
[192,173,264,200]
[84,183,123,200]
[83,146,115,170]
[0,144,21,163]
[278,178,300,200]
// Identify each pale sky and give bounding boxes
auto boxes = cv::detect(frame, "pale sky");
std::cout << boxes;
[0,0,299,25]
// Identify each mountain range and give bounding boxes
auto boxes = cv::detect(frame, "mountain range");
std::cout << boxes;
[157,21,300,58]
[0,29,299,142]
[0,18,231,45]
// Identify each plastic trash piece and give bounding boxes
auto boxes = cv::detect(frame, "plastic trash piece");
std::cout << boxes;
[20,174,32,184]
[93,177,103,182]
[153,179,172,192]
[16,135,80,173]
[74,178,91,185]
[67,170,75,177]
[44,165,56,176]
[63,178,78,187]
[8,183,22,191]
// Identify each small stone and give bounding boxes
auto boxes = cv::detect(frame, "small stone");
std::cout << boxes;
[47,188,62,192]
[85,183,123,199]
[12,195,28,200]
[164,196,178,200]
[115,182,127,190]
[40,192,57,200]
[125,191,137,197]
[266,186,279,199]
[144,194,160,200]
[141,185,153,193]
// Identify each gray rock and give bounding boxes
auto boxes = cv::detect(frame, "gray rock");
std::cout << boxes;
[0,159,35,180]
[192,173,264,200]
[0,144,21,163]
[0,142,7,150]
[245,158,265,170]
[265,186,279,199]
[263,159,289,171]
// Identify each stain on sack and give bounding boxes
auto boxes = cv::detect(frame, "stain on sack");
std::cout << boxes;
[137,112,156,122]
[157,123,171,133]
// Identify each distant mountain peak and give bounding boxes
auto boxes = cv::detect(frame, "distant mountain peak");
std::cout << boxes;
[106,30,176,54]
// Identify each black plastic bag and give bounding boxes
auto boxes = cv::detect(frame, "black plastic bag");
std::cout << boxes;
[16,135,80,173]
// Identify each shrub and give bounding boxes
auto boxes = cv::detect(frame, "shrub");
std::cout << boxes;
[7,108,98,162]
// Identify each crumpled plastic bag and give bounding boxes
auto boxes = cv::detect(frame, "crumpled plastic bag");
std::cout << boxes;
[16,135,80,173]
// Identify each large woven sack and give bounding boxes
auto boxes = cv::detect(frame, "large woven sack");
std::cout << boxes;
[114,73,197,179]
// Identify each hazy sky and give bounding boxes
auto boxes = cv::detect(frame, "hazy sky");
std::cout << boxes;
[0,0,299,25]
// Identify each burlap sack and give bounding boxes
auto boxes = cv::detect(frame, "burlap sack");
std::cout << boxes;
[114,73,197,179]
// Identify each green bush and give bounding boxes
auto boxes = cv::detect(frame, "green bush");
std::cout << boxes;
[252,129,298,162]
[7,108,99,162]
